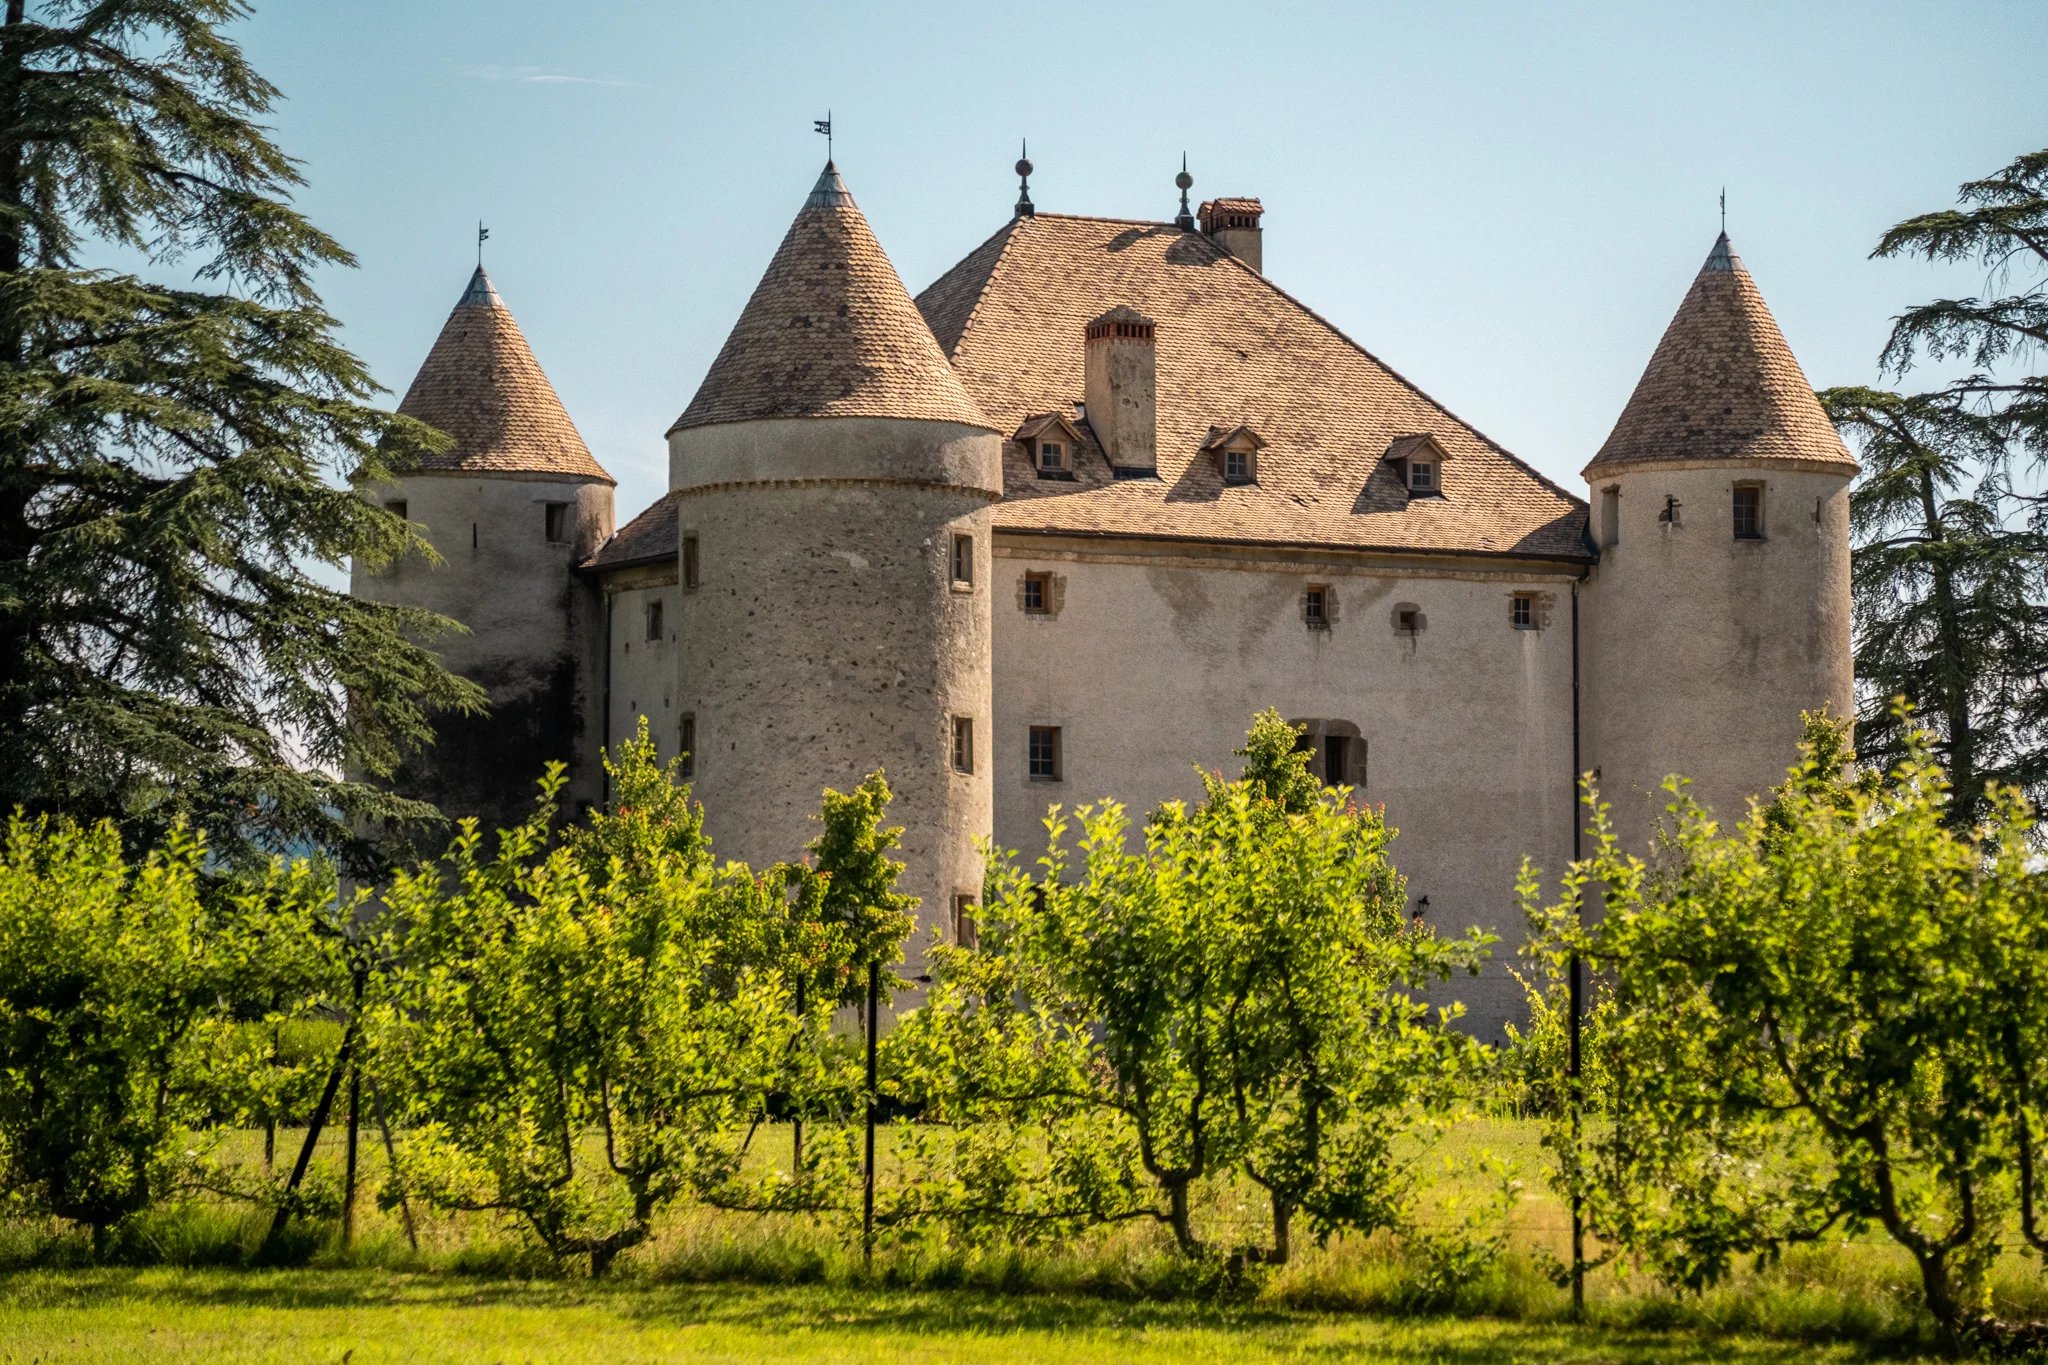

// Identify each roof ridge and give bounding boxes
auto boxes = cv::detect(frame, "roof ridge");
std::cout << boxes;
[1191,229,1589,509]
[928,216,1026,361]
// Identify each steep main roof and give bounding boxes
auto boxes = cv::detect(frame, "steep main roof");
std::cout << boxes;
[916,213,1588,560]
[671,164,994,434]
[394,267,612,483]
[1586,234,1855,478]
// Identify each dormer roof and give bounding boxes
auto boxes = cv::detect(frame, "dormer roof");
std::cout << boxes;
[1586,233,1856,479]
[1383,433,1449,463]
[393,266,612,483]
[671,162,995,435]
[1202,424,1266,452]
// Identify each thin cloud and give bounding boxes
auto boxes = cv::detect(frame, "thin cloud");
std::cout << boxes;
[466,64,630,88]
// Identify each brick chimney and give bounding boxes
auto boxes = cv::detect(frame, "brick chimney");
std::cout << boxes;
[1084,306,1156,473]
[1198,198,1264,274]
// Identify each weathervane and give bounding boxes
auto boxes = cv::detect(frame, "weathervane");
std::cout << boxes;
[814,111,833,161]
[1720,186,1726,235]
[477,220,489,268]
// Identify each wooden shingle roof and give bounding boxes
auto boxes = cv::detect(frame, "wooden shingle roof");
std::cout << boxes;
[394,267,612,483]
[1586,234,1855,478]
[915,214,1589,560]
[671,164,995,434]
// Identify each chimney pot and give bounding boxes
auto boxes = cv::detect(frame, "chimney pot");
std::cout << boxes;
[1198,197,1264,274]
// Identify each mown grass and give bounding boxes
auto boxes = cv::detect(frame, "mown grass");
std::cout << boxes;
[0,1117,2041,1361]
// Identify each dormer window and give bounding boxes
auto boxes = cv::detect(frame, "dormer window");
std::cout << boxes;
[1384,434,1450,500]
[1202,424,1265,486]
[1038,440,1068,474]
[1014,413,1084,482]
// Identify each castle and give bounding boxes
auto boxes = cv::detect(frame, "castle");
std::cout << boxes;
[352,157,1856,1036]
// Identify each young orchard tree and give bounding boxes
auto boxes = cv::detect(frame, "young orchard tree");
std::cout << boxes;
[1522,713,2044,1351]
[0,1,480,867]
[891,711,1493,1262]
[0,812,344,1254]
[375,724,868,1275]
[1821,147,2048,821]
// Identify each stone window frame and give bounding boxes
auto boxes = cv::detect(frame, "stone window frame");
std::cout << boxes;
[644,597,665,642]
[1392,602,1426,637]
[1303,582,1337,631]
[1599,484,1621,548]
[1733,481,1766,541]
[1016,569,1064,617]
[951,715,975,774]
[681,534,701,590]
[1290,718,1367,789]
[543,501,571,545]
[1510,592,1536,630]
[952,893,979,950]
[1028,725,1063,782]
[950,532,975,590]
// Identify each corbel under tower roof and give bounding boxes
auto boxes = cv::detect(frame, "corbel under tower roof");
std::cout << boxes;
[1585,232,1856,479]
[670,162,994,434]
[394,266,613,483]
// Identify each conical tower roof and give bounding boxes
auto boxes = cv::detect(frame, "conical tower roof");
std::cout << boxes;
[671,163,994,434]
[1585,234,1854,478]
[394,266,612,483]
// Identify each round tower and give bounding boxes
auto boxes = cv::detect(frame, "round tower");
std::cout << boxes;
[352,266,615,835]
[1582,232,1857,850]
[668,163,1001,963]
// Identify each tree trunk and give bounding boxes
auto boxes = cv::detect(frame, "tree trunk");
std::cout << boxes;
[1267,1190,1294,1266]
[1918,466,1977,818]
[1166,1179,1201,1257]
[341,1063,361,1249]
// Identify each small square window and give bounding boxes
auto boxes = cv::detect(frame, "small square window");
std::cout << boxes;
[1304,584,1330,629]
[1038,441,1066,472]
[1409,462,1435,494]
[1394,605,1423,635]
[1224,448,1253,484]
[952,716,974,774]
[1022,571,1050,614]
[682,535,700,589]
[1511,593,1536,630]
[1733,484,1764,540]
[678,713,696,779]
[1028,725,1062,781]
[383,498,408,521]
[544,502,570,544]
[952,894,979,950]
[951,533,974,587]
[645,599,665,642]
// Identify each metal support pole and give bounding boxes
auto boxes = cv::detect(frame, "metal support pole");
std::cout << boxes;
[863,959,879,1270]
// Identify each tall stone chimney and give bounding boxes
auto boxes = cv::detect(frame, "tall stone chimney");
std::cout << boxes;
[1083,306,1156,473]
[1199,198,1264,274]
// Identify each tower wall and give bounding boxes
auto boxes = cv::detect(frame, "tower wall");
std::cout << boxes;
[669,417,999,966]
[352,471,614,833]
[1583,462,1852,851]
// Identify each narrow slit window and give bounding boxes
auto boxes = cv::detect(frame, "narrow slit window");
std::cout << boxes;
[951,533,974,587]
[1028,725,1062,781]
[678,713,696,779]
[645,599,665,642]
[682,535,700,589]
[1733,484,1764,540]
[952,716,974,774]
[544,502,570,544]
[1323,735,1349,787]
[952,894,979,950]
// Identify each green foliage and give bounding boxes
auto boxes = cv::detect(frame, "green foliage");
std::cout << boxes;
[0,812,344,1249]
[1821,145,2048,821]
[890,713,1496,1265]
[1520,710,2047,1349]
[0,0,481,871]
[373,722,873,1274]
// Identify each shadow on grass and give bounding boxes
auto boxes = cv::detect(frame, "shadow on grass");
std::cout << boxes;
[0,1270,1936,1364]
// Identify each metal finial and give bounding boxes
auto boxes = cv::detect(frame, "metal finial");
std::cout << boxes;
[1720,186,1726,235]
[1174,152,1194,229]
[1015,138,1034,219]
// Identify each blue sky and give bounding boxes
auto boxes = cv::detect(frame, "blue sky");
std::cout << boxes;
[233,1,2046,522]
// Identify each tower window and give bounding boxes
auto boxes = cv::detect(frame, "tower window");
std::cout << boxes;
[952,894,979,950]
[678,713,696,779]
[544,502,570,544]
[682,535,700,589]
[1304,584,1331,630]
[383,498,407,521]
[1733,484,1765,540]
[1021,571,1050,614]
[951,533,974,588]
[1511,592,1537,630]
[952,716,974,774]
[645,599,664,642]
[1599,485,1620,548]
[1028,725,1062,781]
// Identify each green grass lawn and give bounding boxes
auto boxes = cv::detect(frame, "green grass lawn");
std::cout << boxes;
[0,1269,1939,1364]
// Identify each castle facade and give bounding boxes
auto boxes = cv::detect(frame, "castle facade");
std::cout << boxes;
[353,160,1856,1036]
